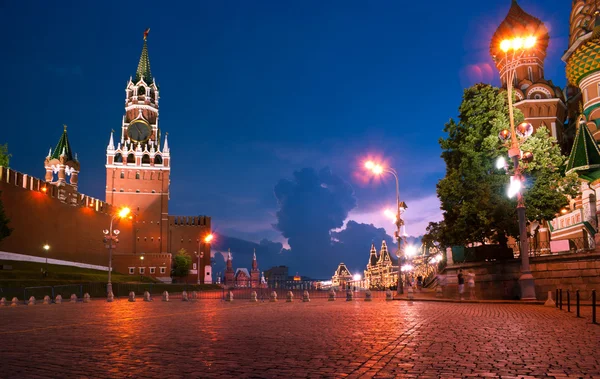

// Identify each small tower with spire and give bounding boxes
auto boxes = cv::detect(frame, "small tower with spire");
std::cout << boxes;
[44,125,80,190]
[225,249,235,286]
[250,249,260,287]
[378,240,392,266]
[368,241,378,268]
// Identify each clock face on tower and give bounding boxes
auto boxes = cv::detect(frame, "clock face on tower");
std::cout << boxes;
[127,120,151,142]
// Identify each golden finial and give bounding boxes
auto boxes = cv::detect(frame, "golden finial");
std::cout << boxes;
[63,124,67,131]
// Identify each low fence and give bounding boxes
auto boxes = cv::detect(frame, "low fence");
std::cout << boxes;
[510,237,593,258]
[553,288,598,325]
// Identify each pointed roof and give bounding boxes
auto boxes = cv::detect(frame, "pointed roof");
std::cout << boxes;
[369,242,378,266]
[378,240,392,265]
[334,263,352,278]
[50,125,76,161]
[135,29,153,84]
[566,116,600,181]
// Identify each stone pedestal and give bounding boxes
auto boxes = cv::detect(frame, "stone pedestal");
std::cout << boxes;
[128,292,136,302]
[544,290,555,307]
[365,290,372,302]
[302,291,310,302]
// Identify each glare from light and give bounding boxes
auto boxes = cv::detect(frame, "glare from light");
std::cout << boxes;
[512,37,523,50]
[500,39,511,52]
[496,156,506,170]
[383,209,397,222]
[405,245,417,257]
[118,207,131,218]
[401,264,414,272]
[524,36,536,49]
[364,161,374,170]
[204,234,214,243]
[140,255,144,260]
[43,244,50,251]
[507,176,522,198]
[353,274,361,281]
[372,164,384,175]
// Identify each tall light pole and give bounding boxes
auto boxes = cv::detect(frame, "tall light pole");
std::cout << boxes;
[42,244,50,273]
[497,35,537,300]
[365,161,407,294]
[103,207,131,300]
[195,233,213,284]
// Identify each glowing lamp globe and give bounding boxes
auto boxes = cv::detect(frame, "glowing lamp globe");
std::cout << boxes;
[498,129,511,142]
[524,36,536,49]
[516,122,533,138]
[495,156,506,170]
[500,39,511,52]
[521,151,534,163]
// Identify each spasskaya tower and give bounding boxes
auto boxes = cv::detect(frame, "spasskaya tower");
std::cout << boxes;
[105,29,170,254]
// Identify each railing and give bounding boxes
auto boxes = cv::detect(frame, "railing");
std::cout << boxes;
[550,208,583,232]
[554,288,598,325]
[510,237,593,258]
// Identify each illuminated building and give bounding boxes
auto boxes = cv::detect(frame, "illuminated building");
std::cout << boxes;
[362,241,399,289]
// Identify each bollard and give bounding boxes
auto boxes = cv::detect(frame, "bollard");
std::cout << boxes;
[346,289,353,302]
[83,293,91,303]
[593,290,597,325]
[559,289,562,310]
[303,290,310,302]
[225,291,234,302]
[107,291,114,302]
[43,295,51,305]
[162,291,169,302]
[250,291,258,302]
[385,289,393,301]
[567,290,570,313]
[544,290,555,307]
[286,291,294,302]
[11,297,18,307]
[435,286,443,298]
[70,294,77,303]
[407,287,414,301]
[270,291,278,302]
[555,289,559,308]
[55,295,62,304]
[143,291,152,302]
[28,296,36,306]
[364,289,372,302]
[192,291,198,300]
[128,291,136,302]
[328,289,335,301]
[0,297,5,306]
[576,290,581,318]
[182,291,189,301]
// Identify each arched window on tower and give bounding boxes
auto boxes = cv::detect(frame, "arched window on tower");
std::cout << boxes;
[127,154,135,164]
[528,67,533,82]
[142,154,151,165]
[154,155,163,165]
[138,86,145,96]
[114,153,123,163]
[136,172,140,180]
[120,172,125,179]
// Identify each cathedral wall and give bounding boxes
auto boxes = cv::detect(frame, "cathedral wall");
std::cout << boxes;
[0,166,135,268]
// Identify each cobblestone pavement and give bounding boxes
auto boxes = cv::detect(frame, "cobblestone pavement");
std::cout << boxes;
[1,299,599,378]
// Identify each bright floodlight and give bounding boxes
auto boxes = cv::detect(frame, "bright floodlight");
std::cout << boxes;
[512,37,523,50]
[508,176,522,198]
[353,274,361,281]
[43,244,50,251]
[524,36,536,49]
[118,207,131,218]
[204,234,214,243]
[364,161,375,170]
[405,245,417,257]
[383,208,397,222]
[372,164,384,175]
[496,156,506,170]
[500,39,511,52]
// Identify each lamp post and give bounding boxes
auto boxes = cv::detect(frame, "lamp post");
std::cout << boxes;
[365,161,407,294]
[104,207,131,299]
[196,233,213,284]
[497,35,537,300]
[42,244,50,272]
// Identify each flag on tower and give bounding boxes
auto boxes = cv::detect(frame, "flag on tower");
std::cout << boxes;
[144,28,150,40]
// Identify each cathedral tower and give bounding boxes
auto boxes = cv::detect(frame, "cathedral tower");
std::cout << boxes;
[44,125,80,190]
[105,29,170,254]
[490,0,566,140]
[251,249,260,286]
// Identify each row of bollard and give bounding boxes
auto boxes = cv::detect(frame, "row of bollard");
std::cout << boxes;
[223,288,400,303]
[551,288,597,325]
[0,293,90,306]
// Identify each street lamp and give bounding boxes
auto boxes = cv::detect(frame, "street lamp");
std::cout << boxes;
[497,35,537,300]
[365,160,408,294]
[42,244,50,274]
[104,206,130,300]
[195,233,213,284]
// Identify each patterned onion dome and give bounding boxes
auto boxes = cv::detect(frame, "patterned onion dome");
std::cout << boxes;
[490,0,549,60]
[567,38,600,85]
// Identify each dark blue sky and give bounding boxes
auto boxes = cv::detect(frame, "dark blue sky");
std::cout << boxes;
[0,0,572,277]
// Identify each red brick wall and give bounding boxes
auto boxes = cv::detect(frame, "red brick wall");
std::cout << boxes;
[0,167,134,268]
[113,253,171,279]
[168,216,212,283]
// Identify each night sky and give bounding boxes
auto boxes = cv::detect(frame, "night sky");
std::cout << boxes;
[0,0,571,278]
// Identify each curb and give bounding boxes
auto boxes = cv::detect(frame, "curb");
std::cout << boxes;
[393,297,545,305]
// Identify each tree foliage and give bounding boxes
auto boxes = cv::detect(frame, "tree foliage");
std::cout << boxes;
[171,248,192,279]
[426,83,576,248]
[0,144,12,243]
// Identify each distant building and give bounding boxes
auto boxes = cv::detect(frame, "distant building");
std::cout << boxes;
[223,249,265,288]
[363,241,398,289]
[331,262,353,289]
[264,265,289,286]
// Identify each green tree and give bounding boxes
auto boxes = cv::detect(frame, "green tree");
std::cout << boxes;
[0,143,10,167]
[0,144,12,242]
[171,248,192,280]
[429,83,576,248]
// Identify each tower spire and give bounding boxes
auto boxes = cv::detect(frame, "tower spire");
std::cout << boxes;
[107,129,115,150]
[163,132,170,153]
[135,28,153,83]
[51,125,75,161]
